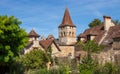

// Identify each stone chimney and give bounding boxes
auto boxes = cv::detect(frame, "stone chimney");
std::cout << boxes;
[104,16,115,31]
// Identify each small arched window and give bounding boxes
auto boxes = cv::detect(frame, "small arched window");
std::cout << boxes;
[72,32,74,36]
[69,32,71,36]
[64,32,65,36]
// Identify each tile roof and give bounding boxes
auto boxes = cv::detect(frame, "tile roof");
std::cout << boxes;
[39,39,61,51]
[78,23,120,45]
[58,7,76,28]
[28,29,40,37]
[103,25,120,44]
[78,25,105,43]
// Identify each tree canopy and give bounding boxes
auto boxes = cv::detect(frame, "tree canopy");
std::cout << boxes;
[20,49,49,70]
[0,15,28,64]
[89,18,102,28]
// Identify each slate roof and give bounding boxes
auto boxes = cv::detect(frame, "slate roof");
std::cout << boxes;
[58,7,76,28]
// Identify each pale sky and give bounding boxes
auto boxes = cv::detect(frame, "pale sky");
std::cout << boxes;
[0,0,120,38]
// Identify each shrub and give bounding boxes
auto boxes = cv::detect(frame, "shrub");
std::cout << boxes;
[20,49,49,70]
[93,62,120,74]
[25,65,70,74]
[79,56,98,74]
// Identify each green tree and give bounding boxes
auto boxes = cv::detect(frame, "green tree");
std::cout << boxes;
[0,15,28,73]
[77,40,103,59]
[77,40,104,74]
[89,18,102,28]
[20,49,49,70]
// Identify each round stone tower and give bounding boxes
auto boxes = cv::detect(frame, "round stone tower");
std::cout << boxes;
[58,7,76,45]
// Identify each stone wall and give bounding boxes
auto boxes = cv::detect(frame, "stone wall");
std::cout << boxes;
[75,48,120,64]
[57,45,75,58]
[24,40,44,54]
[59,26,76,45]
[51,43,61,57]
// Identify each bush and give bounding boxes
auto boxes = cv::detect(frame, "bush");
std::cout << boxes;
[94,62,120,74]
[20,49,49,70]
[25,65,70,74]
[79,56,98,74]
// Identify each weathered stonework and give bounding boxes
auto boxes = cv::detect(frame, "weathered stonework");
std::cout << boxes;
[57,46,75,58]
[24,40,44,54]
[51,43,61,57]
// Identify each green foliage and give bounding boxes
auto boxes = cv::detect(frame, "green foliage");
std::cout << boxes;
[77,40,103,53]
[93,62,120,74]
[78,40,104,74]
[25,65,70,74]
[0,15,28,73]
[20,49,49,70]
[84,40,103,53]
[9,61,24,74]
[0,15,28,63]
[47,46,52,61]
[89,18,102,28]
[79,56,98,74]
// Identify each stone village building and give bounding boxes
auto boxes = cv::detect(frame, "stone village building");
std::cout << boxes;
[77,16,120,64]
[24,7,120,64]
[24,7,76,58]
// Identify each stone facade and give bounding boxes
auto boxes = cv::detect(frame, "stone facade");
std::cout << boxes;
[77,15,120,64]
[59,26,76,45]
[51,43,61,57]
[24,7,120,64]
[59,46,75,58]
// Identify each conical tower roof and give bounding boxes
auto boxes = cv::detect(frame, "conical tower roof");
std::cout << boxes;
[59,7,76,28]
[28,29,40,37]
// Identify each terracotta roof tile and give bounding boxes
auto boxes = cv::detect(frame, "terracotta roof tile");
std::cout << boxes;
[28,29,40,37]
[39,39,53,49]
[58,7,76,28]
[39,39,61,51]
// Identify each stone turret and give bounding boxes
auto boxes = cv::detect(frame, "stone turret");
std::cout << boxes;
[58,7,76,45]
[28,29,40,48]
[28,29,40,41]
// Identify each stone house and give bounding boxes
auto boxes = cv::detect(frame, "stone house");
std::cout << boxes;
[77,16,120,64]
[23,7,120,64]
[24,7,76,58]
[24,29,61,57]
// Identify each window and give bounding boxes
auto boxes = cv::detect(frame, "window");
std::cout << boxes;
[72,32,74,36]
[69,32,71,36]
[64,32,65,36]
